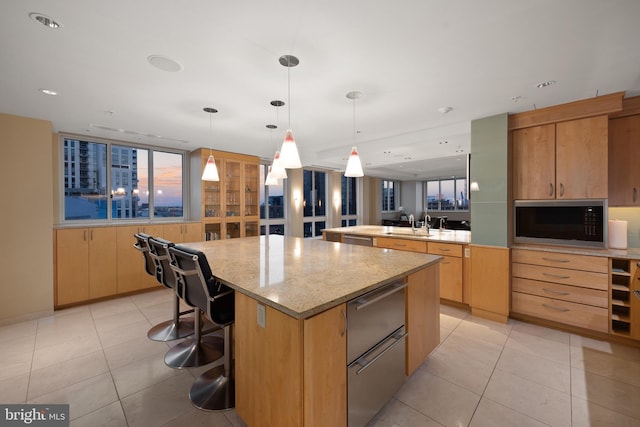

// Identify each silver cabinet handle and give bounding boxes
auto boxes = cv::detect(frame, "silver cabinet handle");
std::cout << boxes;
[542,304,570,312]
[542,272,570,280]
[559,183,564,197]
[83,230,87,241]
[542,257,570,263]
[341,309,347,337]
[90,229,94,240]
[437,247,451,252]
[634,187,638,203]
[549,183,554,197]
[543,288,570,296]
[354,281,408,311]
[355,330,407,375]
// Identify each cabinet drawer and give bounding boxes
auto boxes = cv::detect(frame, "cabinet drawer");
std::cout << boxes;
[512,277,607,308]
[512,263,608,291]
[427,242,462,257]
[376,237,427,253]
[512,249,608,273]
[512,292,608,333]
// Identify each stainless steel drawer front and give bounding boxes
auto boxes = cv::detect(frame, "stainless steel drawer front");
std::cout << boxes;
[346,279,407,364]
[348,327,407,427]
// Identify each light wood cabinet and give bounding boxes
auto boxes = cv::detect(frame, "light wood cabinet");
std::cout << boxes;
[511,249,608,333]
[235,292,346,427]
[470,245,510,323]
[162,222,202,243]
[193,149,260,240]
[115,224,163,294]
[513,124,556,200]
[405,265,440,376]
[608,115,640,206]
[512,116,608,200]
[610,258,640,340]
[375,236,427,253]
[428,242,463,302]
[56,227,117,305]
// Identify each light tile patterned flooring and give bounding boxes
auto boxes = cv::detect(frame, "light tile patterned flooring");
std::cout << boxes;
[2,289,640,426]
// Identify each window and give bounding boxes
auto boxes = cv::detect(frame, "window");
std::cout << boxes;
[382,179,397,212]
[259,164,286,236]
[341,175,357,226]
[425,178,468,211]
[303,169,326,237]
[63,137,185,221]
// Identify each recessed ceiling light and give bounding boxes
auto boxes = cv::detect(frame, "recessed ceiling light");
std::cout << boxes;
[266,124,277,129]
[147,55,183,72]
[511,96,522,102]
[439,140,448,144]
[29,13,62,29]
[38,88,58,96]
[383,150,392,154]
[536,80,556,88]
[438,106,453,114]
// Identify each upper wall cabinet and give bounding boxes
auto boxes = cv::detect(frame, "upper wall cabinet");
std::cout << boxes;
[191,149,260,240]
[513,116,608,200]
[609,114,640,206]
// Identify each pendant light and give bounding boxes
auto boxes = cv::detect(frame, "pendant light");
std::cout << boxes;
[201,107,220,181]
[278,55,302,169]
[268,100,287,180]
[344,91,364,177]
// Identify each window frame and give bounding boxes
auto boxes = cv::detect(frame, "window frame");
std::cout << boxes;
[59,134,189,224]
[381,179,399,212]
[259,163,287,236]
[424,177,469,211]
[341,175,358,227]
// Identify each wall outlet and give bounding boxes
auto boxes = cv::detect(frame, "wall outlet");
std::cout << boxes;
[257,303,266,328]
[464,247,470,258]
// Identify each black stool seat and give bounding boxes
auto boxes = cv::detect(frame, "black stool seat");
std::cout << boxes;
[168,245,235,410]
[146,237,195,342]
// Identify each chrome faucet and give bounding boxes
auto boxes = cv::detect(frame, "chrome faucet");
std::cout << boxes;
[422,213,431,233]
[439,216,447,230]
[408,214,415,232]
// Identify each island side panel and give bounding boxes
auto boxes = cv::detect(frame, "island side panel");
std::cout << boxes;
[303,303,347,427]
[406,264,440,376]
[235,292,304,427]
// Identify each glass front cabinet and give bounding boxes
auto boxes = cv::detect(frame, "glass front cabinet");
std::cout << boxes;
[192,149,260,240]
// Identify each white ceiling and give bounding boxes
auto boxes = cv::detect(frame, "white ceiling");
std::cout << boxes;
[2,0,640,180]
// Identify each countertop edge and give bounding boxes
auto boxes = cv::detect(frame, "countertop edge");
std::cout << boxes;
[220,256,442,320]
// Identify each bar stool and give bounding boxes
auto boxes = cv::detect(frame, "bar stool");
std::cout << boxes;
[169,245,235,410]
[163,246,226,369]
[146,237,195,341]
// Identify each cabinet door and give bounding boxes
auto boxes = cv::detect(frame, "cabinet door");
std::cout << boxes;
[56,228,89,305]
[183,222,203,243]
[224,158,242,218]
[438,255,462,302]
[609,115,640,206]
[556,116,608,199]
[512,124,556,199]
[116,225,144,294]
[243,162,260,218]
[203,159,222,220]
[88,227,117,299]
[161,223,184,243]
[303,304,347,427]
[405,265,440,376]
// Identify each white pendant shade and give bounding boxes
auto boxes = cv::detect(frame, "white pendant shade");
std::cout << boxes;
[279,129,302,169]
[344,147,364,177]
[270,150,288,179]
[264,166,279,186]
[201,154,220,181]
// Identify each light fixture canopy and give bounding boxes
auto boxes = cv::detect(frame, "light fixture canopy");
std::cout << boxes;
[201,107,220,182]
[278,55,302,169]
[344,91,364,177]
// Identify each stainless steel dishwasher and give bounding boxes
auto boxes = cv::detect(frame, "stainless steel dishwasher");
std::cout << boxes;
[343,234,374,247]
[347,278,408,427]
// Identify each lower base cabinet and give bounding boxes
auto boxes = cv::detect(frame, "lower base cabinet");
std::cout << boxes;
[234,264,440,427]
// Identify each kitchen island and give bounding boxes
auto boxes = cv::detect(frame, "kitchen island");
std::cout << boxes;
[182,235,441,427]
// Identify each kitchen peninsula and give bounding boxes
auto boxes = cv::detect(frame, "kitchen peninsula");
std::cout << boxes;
[183,235,441,427]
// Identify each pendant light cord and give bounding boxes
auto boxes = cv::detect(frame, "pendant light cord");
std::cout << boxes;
[287,63,291,128]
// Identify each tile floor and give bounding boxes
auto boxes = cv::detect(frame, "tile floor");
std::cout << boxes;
[2,289,640,426]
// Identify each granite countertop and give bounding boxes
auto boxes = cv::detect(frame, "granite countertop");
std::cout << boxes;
[183,235,441,319]
[323,225,472,245]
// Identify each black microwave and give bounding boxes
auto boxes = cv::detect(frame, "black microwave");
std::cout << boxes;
[514,200,607,248]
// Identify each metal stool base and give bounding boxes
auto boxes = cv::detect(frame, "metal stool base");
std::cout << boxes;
[164,333,223,369]
[189,365,235,411]
[147,316,195,341]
